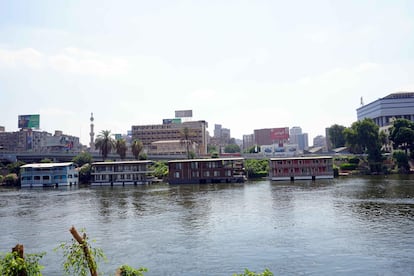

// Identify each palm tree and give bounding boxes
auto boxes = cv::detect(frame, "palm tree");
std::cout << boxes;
[131,139,144,160]
[180,127,196,159]
[116,138,127,160]
[95,130,115,161]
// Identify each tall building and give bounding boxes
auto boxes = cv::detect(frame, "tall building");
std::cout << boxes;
[243,134,255,151]
[254,127,289,146]
[313,135,327,149]
[131,120,208,155]
[289,127,309,151]
[357,92,414,127]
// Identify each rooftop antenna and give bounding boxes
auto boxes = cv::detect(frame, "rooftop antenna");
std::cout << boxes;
[360,96,364,106]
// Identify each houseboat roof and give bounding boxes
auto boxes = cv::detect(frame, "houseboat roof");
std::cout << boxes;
[168,157,244,163]
[91,160,153,165]
[270,156,332,161]
[20,162,74,168]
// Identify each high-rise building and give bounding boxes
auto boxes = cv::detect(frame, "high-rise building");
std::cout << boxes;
[289,127,309,151]
[243,134,255,151]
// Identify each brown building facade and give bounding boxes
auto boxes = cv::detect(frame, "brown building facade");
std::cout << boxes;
[131,120,208,155]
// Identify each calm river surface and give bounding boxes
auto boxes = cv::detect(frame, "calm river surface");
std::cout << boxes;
[1,176,414,275]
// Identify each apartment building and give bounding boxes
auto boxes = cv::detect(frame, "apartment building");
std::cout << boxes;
[131,120,208,155]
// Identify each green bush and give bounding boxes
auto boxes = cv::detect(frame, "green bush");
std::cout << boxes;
[245,159,269,178]
[0,251,45,275]
[348,157,360,164]
[340,163,358,171]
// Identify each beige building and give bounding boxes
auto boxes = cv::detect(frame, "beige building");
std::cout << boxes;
[131,120,208,155]
[149,140,198,155]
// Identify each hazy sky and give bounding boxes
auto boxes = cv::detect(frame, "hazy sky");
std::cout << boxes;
[1,0,414,145]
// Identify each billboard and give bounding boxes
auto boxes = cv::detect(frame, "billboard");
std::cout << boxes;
[270,127,289,141]
[18,114,40,129]
[163,118,182,124]
[175,110,193,118]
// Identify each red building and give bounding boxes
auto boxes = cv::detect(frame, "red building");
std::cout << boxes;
[168,158,245,184]
[269,156,333,181]
[254,127,289,146]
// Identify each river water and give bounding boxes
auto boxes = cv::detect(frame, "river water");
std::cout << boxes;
[1,176,414,275]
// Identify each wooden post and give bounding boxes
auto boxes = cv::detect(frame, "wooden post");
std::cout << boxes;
[69,226,98,276]
[12,244,27,276]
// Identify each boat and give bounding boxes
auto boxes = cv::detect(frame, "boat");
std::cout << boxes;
[168,157,245,184]
[269,156,334,181]
[90,160,154,186]
[20,162,78,188]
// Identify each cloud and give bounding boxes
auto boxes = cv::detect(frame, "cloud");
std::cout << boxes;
[0,48,44,68]
[0,47,128,76]
[48,48,128,76]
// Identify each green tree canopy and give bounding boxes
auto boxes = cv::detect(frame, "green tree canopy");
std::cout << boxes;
[116,138,127,160]
[72,152,93,167]
[344,118,382,165]
[224,143,241,153]
[131,139,144,160]
[328,124,346,148]
[389,118,414,154]
[95,130,115,161]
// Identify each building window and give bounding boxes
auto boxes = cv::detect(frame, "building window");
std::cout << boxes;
[191,162,198,169]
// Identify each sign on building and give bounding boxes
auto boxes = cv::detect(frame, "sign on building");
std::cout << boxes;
[18,114,40,129]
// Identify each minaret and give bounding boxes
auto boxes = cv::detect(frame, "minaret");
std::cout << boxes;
[89,112,95,149]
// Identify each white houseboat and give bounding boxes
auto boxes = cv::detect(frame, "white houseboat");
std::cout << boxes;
[90,160,154,186]
[269,156,334,181]
[20,162,79,188]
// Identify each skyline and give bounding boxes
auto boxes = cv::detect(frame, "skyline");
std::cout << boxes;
[1,1,414,145]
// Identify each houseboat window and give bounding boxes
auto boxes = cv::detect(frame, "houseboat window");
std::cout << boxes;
[204,171,210,177]
[191,162,198,169]
[34,176,41,180]
[22,176,32,181]
[192,171,199,177]
[42,175,50,180]
[126,174,131,180]
[174,172,180,178]
[74,173,78,178]
[214,171,220,177]
[121,174,125,180]
[68,174,73,178]
[225,170,231,176]
[175,163,182,170]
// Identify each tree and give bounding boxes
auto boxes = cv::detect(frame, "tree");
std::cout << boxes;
[131,139,144,160]
[72,152,93,167]
[116,138,128,160]
[180,127,196,159]
[393,150,410,173]
[328,124,346,148]
[95,130,115,161]
[344,118,383,171]
[389,118,414,155]
[224,144,241,153]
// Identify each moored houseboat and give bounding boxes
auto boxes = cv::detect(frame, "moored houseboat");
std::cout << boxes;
[20,162,78,188]
[90,160,154,186]
[269,156,333,181]
[168,158,245,184]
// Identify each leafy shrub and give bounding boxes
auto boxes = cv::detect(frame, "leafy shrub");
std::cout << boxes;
[340,163,358,171]
[0,250,45,275]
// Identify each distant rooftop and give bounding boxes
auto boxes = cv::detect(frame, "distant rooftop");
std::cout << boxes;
[382,92,414,99]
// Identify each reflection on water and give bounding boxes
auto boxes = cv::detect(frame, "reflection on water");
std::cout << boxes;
[1,176,414,275]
